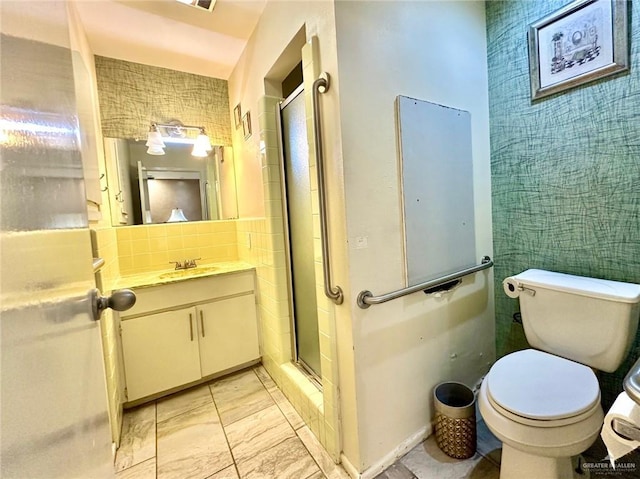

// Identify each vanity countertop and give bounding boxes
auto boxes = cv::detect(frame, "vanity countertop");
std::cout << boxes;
[116,261,256,290]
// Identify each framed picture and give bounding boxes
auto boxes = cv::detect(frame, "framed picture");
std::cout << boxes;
[242,111,251,140]
[233,103,242,129]
[528,0,628,100]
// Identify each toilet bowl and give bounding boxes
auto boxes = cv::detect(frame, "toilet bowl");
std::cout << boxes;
[479,349,604,479]
[486,269,640,478]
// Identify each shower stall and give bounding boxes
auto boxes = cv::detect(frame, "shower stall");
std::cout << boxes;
[279,84,322,379]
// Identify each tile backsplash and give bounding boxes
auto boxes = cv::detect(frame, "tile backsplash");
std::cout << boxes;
[115,221,238,276]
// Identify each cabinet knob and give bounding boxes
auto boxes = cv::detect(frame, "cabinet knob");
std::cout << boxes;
[90,289,136,320]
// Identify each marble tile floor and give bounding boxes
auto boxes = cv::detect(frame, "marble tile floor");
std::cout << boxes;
[115,365,349,479]
[375,412,640,479]
[374,418,501,479]
[117,366,640,479]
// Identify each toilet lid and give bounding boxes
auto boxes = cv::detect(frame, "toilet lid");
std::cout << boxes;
[486,349,600,421]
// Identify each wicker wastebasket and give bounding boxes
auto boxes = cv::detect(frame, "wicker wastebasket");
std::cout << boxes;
[433,382,476,459]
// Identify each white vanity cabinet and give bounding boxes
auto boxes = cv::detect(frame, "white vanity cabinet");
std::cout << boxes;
[119,271,259,402]
[198,294,259,377]
[121,307,202,401]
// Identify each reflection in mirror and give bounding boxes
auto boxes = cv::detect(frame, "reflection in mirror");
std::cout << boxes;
[103,138,238,226]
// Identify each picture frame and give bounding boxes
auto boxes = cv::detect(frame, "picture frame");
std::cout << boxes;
[242,111,251,140]
[528,0,628,100]
[233,103,242,129]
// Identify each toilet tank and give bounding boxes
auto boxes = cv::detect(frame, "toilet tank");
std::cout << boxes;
[504,269,640,372]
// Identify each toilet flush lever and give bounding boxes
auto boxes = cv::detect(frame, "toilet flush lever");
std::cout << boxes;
[518,285,536,296]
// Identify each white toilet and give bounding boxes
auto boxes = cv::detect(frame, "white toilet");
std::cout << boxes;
[479,269,640,479]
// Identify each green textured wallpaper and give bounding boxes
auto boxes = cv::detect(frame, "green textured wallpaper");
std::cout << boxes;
[487,0,640,408]
[94,56,231,145]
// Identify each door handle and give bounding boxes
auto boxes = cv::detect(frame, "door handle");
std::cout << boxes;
[200,310,205,337]
[90,288,136,321]
[189,313,194,341]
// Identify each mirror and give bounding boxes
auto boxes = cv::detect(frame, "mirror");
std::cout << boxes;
[103,138,238,226]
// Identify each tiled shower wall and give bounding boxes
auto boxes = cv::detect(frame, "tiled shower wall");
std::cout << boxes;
[94,56,232,145]
[234,38,341,460]
[487,0,640,408]
[236,212,328,444]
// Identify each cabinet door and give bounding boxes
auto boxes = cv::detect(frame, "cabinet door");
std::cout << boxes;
[121,307,201,401]
[198,294,260,377]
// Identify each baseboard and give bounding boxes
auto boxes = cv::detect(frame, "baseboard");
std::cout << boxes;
[340,424,433,479]
[340,454,360,479]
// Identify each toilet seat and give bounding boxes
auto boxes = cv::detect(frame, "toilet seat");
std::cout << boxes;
[486,349,600,427]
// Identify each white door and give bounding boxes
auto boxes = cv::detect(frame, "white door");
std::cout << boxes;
[1,2,114,477]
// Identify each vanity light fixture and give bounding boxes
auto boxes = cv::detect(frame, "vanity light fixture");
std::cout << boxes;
[147,121,213,157]
[146,124,166,155]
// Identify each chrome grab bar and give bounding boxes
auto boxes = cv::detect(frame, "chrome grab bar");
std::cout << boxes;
[312,73,344,305]
[357,256,493,309]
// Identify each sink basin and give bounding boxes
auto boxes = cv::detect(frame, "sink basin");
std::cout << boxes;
[158,266,219,280]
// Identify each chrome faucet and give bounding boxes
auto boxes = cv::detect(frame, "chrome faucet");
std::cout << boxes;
[170,258,201,270]
[184,258,200,269]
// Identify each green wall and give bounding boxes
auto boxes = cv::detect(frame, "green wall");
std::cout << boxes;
[95,56,231,145]
[487,0,640,408]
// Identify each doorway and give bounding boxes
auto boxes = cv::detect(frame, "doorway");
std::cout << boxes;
[279,84,322,380]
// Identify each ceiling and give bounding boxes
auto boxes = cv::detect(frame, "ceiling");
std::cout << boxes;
[74,0,266,79]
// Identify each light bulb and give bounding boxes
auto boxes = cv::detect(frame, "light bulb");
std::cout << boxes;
[193,133,212,155]
[202,134,213,151]
[146,145,165,155]
[146,130,165,147]
[191,145,208,157]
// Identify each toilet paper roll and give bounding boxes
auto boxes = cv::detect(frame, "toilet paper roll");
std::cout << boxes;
[601,392,640,466]
[503,277,521,298]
